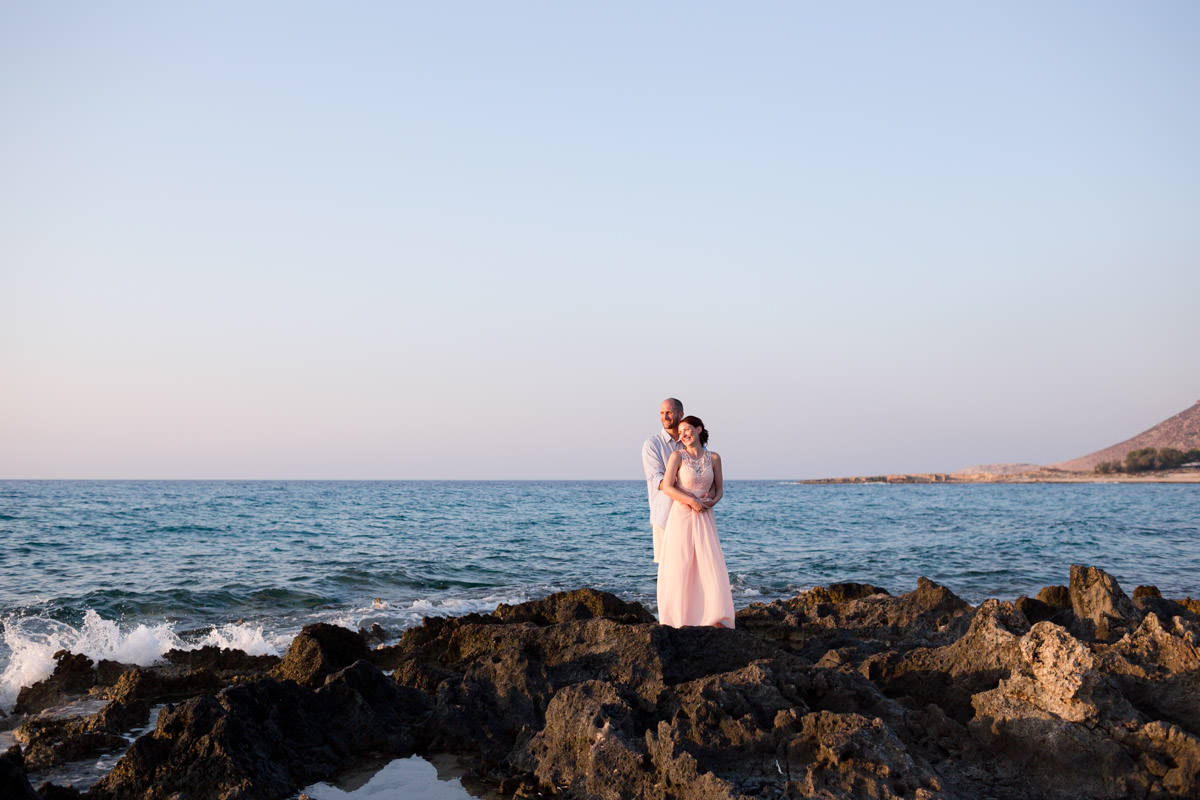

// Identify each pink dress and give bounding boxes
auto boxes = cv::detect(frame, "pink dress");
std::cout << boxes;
[656,450,735,628]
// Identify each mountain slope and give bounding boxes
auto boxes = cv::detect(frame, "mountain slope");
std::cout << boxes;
[1053,400,1200,472]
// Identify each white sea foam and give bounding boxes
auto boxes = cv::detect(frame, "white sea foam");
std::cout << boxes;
[193,623,289,656]
[405,593,530,618]
[0,610,183,713]
[0,611,294,714]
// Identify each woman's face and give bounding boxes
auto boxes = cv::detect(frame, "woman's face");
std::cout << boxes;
[678,421,701,447]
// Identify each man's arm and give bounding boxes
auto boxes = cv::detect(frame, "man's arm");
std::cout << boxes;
[641,438,665,490]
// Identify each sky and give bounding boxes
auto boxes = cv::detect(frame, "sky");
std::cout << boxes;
[2,2,1198,480]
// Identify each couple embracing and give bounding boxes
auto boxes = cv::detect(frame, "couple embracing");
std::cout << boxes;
[641,398,735,629]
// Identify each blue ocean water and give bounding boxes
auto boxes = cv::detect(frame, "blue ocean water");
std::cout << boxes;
[1,480,1198,712]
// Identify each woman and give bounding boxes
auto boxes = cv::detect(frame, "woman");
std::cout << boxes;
[656,415,735,628]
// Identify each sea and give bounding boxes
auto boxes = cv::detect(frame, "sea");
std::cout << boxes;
[2,479,1198,719]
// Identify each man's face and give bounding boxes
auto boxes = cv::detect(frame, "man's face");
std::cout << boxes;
[660,401,680,430]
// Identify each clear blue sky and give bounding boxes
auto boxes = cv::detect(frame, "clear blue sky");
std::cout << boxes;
[2,2,1198,479]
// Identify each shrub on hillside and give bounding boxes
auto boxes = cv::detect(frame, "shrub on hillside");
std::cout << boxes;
[1124,448,1159,472]
[1158,448,1186,469]
[1112,447,1200,473]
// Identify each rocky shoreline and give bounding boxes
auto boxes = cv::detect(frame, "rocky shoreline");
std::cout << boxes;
[3,566,1200,799]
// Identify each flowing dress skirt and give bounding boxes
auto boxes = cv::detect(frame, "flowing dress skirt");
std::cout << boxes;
[656,505,735,628]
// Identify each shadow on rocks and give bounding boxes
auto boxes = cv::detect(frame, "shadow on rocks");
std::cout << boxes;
[0,746,41,800]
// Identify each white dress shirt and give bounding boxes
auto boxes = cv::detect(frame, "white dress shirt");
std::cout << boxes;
[642,429,682,530]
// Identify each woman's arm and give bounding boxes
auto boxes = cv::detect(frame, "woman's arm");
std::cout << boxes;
[662,452,705,512]
[704,452,723,508]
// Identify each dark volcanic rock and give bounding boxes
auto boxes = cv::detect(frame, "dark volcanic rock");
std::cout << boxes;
[1069,564,1137,641]
[897,579,969,631]
[736,576,972,664]
[1099,612,1200,737]
[968,619,1200,799]
[35,783,83,800]
[271,623,370,689]
[15,574,1200,800]
[95,660,135,688]
[1131,592,1198,626]
[91,660,431,800]
[389,589,944,798]
[109,666,224,704]
[14,666,225,773]
[8,654,280,779]
[16,714,128,772]
[13,652,96,715]
[1036,585,1071,610]
[373,587,657,671]
[358,623,389,646]
[162,646,280,675]
[1014,595,1057,624]
[515,651,945,799]
[867,599,1030,722]
[0,746,40,800]
[1021,585,1078,628]
[493,586,656,625]
[97,666,225,734]
[822,581,890,603]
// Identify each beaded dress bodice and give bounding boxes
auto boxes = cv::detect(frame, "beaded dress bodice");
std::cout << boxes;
[677,450,713,497]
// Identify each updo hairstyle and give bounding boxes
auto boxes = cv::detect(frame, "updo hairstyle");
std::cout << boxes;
[680,415,709,446]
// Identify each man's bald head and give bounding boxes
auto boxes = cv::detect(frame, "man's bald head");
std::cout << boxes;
[659,398,683,433]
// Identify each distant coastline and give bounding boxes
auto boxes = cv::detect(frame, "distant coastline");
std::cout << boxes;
[801,400,1200,485]
[797,467,1200,485]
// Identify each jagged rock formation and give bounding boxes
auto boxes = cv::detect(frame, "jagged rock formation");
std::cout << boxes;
[2,576,1199,800]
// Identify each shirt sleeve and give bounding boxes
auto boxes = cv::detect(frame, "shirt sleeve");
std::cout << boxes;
[642,438,665,485]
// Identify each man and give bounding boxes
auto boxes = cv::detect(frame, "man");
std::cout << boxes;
[642,397,684,563]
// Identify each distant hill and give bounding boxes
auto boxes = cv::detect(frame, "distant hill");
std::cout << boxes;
[1053,400,1200,472]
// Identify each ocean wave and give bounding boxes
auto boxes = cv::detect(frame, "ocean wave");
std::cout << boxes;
[0,589,552,714]
[190,622,290,655]
[0,610,181,713]
[0,610,285,715]
[318,592,534,634]
[406,593,530,617]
